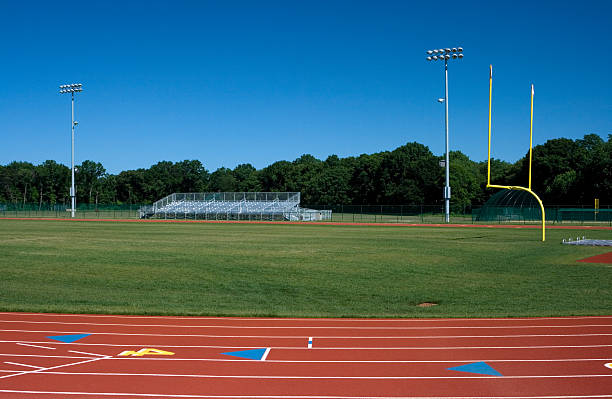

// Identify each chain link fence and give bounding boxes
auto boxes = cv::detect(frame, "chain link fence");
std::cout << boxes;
[1,202,610,225]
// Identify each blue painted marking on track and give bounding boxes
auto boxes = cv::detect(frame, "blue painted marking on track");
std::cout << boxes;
[46,333,91,343]
[447,361,503,376]
[221,348,267,360]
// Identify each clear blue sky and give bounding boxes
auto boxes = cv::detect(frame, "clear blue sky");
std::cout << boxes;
[1,1,610,174]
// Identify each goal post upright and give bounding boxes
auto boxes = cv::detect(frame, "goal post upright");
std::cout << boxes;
[487,65,493,187]
[486,65,545,241]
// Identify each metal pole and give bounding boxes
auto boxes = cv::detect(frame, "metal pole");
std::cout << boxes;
[71,92,76,218]
[444,59,450,223]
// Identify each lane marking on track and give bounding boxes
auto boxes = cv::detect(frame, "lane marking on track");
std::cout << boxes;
[3,311,612,322]
[118,348,175,357]
[1,320,611,330]
[308,337,313,348]
[94,357,612,363]
[15,343,55,350]
[0,354,96,359]
[68,350,108,357]
[0,355,111,380]
[1,371,611,379]
[3,362,43,369]
[3,340,612,350]
[1,354,611,363]
[2,353,611,363]
[3,329,611,339]
[0,391,611,399]
[261,348,271,361]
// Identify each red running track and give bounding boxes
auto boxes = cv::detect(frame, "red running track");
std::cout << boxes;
[0,312,611,398]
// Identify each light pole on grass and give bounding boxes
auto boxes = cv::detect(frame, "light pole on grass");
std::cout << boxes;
[59,83,83,218]
[426,47,463,223]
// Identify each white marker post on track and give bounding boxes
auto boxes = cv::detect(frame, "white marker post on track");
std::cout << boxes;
[308,337,313,349]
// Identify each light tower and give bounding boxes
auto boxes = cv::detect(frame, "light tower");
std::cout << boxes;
[59,83,83,218]
[426,47,463,223]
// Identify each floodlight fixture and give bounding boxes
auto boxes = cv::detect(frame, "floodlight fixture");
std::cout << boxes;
[425,46,464,223]
[59,82,83,218]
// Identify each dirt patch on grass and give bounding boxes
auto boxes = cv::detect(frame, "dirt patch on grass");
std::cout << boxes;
[417,302,438,307]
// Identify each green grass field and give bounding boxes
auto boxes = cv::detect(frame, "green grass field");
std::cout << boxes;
[0,219,610,318]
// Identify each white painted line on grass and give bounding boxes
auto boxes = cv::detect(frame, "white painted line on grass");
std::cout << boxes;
[16,343,55,350]
[2,311,612,323]
[3,362,44,369]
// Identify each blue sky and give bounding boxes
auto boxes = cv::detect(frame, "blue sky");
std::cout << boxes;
[1,1,610,174]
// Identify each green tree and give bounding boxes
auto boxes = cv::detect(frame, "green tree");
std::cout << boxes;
[209,167,237,192]
[233,163,261,192]
[76,160,106,205]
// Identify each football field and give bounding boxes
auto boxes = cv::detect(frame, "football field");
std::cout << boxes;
[0,219,610,318]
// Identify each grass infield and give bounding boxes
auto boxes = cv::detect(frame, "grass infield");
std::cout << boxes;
[0,219,610,318]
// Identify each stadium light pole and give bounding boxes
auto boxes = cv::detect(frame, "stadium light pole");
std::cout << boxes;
[59,83,83,218]
[426,47,463,223]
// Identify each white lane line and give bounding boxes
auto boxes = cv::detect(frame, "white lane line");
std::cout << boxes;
[68,350,108,357]
[3,340,612,350]
[109,357,612,363]
[2,371,612,379]
[1,354,610,363]
[1,319,610,330]
[3,329,611,339]
[308,337,313,348]
[3,362,44,369]
[0,355,110,380]
[0,392,609,399]
[16,343,55,350]
[261,348,271,361]
[0,353,95,359]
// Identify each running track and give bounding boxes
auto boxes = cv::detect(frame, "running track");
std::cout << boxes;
[0,313,611,398]
[2,216,612,230]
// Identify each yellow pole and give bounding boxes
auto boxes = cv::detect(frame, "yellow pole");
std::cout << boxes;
[528,84,534,190]
[487,65,493,187]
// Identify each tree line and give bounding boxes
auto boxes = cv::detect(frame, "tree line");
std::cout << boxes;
[1,134,609,210]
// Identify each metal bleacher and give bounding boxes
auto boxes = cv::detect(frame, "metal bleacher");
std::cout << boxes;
[140,192,331,221]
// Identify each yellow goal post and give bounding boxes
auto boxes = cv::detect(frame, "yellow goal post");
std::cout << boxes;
[487,65,546,241]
